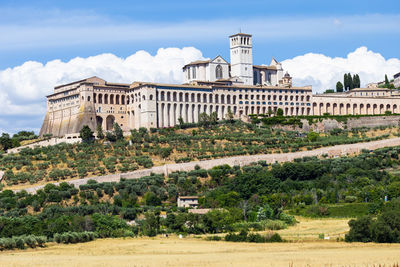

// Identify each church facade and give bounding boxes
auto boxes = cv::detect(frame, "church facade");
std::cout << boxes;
[39,33,400,137]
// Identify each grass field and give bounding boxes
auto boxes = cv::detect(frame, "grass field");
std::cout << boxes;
[1,237,400,267]
[1,217,399,267]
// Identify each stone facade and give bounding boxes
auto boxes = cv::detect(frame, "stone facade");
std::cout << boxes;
[39,33,400,137]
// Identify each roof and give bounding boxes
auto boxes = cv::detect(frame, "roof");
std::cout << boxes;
[253,65,277,70]
[394,72,400,79]
[178,196,199,199]
[183,60,211,68]
[229,33,252,38]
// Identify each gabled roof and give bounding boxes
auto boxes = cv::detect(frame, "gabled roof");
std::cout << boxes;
[269,58,280,66]
[210,55,229,64]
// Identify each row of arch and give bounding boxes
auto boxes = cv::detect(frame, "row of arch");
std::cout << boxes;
[157,91,310,103]
[94,93,126,105]
[313,102,398,115]
[156,103,312,128]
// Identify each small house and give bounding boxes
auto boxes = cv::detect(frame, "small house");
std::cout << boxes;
[177,196,199,208]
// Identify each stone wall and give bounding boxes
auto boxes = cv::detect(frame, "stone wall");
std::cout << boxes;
[15,137,400,194]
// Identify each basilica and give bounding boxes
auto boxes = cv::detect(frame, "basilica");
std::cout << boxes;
[39,33,400,137]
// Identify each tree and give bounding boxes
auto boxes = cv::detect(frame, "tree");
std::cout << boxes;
[96,124,104,140]
[225,107,234,122]
[324,89,335,94]
[344,73,349,91]
[353,74,361,88]
[348,73,353,90]
[199,113,210,128]
[385,74,390,87]
[113,123,123,140]
[276,108,284,116]
[307,131,319,142]
[336,81,344,92]
[178,117,184,128]
[0,133,13,151]
[210,112,218,125]
[79,125,94,143]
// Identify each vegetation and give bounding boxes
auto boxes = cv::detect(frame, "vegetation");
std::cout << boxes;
[345,200,400,243]
[2,120,396,186]
[2,145,400,245]
[0,131,38,152]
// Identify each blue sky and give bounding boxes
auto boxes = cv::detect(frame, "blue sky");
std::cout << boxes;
[0,0,399,134]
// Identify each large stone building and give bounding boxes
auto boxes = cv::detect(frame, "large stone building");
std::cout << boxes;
[39,33,400,137]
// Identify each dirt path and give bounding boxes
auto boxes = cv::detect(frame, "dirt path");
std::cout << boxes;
[10,137,400,194]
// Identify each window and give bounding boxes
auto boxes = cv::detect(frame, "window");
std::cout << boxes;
[192,67,196,79]
[215,65,223,79]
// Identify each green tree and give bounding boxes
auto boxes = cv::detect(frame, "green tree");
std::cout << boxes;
[385,74,390,87]
[0,133,13,151]
[143,211,160,237]
[225,106,234,122]
[210,112,218,125]
[199,112,210,128]
[79,125,94,143]
[276,108,284,116]
[336,81,344,92]
[307,131,319,142]
[113,123,123,140]
[344,73,349,91]
[348,73,353,90]
[178,117,184,128]
[96,124,104,140]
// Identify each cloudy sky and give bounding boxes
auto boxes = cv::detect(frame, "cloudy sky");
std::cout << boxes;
[0,0,400,134]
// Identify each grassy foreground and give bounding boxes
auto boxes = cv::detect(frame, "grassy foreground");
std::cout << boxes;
[1,217,399,266]
[1,237,400,267]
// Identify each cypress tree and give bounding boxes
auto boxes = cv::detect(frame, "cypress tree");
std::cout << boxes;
[348,73,353,90]
[344,74,348,91]
[385,74,389,86]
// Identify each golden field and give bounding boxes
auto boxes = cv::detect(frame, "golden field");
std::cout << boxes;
[1,237,400,267]
[1,217,400,267]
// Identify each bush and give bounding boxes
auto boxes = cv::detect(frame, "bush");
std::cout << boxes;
[0,235,47,251]
[54,232,97,244]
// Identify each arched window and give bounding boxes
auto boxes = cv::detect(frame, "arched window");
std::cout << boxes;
[215,65,223,79]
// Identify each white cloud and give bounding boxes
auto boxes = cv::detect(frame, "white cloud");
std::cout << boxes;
[282,46,400,93]
[0,47,204,116]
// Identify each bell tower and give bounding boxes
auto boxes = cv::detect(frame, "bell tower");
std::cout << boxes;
[229,33,253,85]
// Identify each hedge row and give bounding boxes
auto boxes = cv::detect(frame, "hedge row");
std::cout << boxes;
[0,235,47,250]
[53,231,97,244]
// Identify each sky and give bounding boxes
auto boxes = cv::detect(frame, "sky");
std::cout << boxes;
[0,0,399,134]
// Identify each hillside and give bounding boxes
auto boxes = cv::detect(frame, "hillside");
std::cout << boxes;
[1,120,398,188]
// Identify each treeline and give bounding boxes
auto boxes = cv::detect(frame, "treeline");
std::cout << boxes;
[0,131,38,152]
[336,73,361,92]
[0,235,46,250]
[346,200,400,243]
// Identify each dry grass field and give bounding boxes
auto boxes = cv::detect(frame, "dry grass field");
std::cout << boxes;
[1,217,400,267]
[1,237,400,267]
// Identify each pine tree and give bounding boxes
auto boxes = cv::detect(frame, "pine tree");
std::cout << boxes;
[385,74,389,86]
[336,81,344,92]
